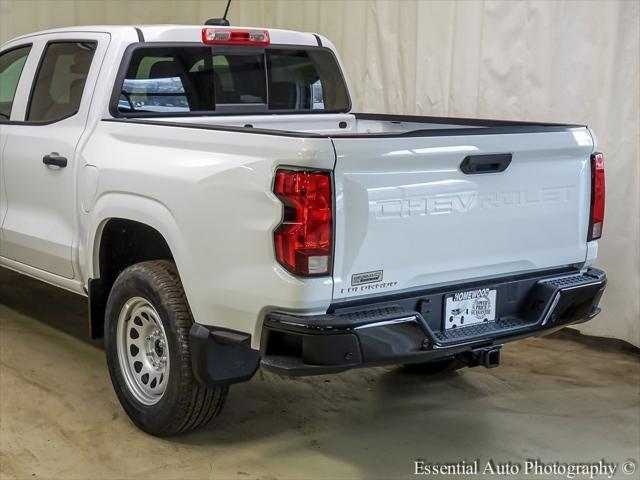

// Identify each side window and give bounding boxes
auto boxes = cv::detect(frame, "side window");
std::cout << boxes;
[27,41,96,122]
[0,45,31,120]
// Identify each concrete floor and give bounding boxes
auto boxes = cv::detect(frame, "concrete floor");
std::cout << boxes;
[1,268,639,480]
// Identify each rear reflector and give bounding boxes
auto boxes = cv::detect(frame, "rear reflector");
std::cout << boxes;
[274,169,333,276]
[588,152,605,241]
[202,28,270,46]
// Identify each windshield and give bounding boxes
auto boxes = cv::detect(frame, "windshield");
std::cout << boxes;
[115,45,350,115]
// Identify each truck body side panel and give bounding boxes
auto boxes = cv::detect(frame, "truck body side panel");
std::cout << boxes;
[80,121,336,348]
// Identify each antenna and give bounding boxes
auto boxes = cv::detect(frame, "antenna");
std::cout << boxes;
[205,0,232,26]
[223,0,232,21]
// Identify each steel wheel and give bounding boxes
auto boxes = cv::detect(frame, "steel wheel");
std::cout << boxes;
[116,296,169,406]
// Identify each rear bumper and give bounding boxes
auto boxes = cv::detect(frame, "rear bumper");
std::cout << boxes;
[260,268,606,376]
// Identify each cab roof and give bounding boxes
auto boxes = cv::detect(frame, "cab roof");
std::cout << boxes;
[6,25,321,47]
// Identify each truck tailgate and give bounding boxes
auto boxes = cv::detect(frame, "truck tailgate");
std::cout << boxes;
[331,129,594,301]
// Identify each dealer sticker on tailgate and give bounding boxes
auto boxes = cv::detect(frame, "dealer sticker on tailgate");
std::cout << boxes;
[444,288,497,329]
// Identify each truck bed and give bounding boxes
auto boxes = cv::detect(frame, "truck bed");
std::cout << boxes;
[103,113,595,303]
[106,112,584,138]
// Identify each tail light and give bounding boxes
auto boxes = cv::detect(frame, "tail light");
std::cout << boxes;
[202,28,270,46]
[588,152,605,241]
[273,169,333,276]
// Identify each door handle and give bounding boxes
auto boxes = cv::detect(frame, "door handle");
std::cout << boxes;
[460,153,512,174]
[43,153,68,168]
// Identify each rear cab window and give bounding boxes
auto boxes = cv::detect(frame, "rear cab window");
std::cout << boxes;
[114,44,350,116]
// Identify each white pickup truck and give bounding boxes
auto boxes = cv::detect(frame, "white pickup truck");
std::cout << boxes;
[0,24,607,436]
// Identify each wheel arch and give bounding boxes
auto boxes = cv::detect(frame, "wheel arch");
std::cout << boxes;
[85,193,188,338]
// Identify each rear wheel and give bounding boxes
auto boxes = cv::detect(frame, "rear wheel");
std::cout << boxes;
[403,357,461,375]
[105,260,227,436]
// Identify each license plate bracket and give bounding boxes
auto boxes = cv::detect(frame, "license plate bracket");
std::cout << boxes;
[444,288,497,330]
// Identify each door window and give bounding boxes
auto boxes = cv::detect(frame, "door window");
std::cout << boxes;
[0,45,31,120]
[27,41,96,122]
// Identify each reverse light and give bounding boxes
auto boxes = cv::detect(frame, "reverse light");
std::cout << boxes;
[202,28,270,46]
[274,169,333,276]
[588,152,605,241]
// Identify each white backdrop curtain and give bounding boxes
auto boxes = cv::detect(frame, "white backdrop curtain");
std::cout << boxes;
[1,0,638,347]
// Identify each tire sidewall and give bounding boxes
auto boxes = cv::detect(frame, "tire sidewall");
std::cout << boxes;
[105,264,190,434]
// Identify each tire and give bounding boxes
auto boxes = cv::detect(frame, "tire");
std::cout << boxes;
[105,260,228,436]
[403,357,461,375]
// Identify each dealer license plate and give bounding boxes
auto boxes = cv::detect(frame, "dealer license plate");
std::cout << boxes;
[444,288,497,330]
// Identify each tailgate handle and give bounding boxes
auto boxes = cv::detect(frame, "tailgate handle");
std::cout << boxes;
[460,154,512,174]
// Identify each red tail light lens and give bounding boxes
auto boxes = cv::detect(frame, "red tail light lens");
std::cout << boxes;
[202,28,270,46]
[274,169,332,276]
[588,152,605,241]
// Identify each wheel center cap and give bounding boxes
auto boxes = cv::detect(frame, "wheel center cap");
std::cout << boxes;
[145,330,166,368]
